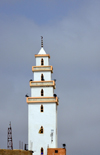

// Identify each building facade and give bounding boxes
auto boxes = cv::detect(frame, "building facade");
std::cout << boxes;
[26,45,59,155]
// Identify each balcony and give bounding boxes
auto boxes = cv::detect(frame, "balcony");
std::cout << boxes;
[35,54,50,58]
[32,66,53,73]
[30,81,55,89]
[26,97,59,105]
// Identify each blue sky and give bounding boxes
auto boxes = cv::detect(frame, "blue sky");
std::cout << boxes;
[0,1,100,155]
[0,0,86,25]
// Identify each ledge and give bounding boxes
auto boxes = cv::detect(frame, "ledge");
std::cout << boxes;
[26,97,59,105]
[32,66,53,73]
[30,80,55,89]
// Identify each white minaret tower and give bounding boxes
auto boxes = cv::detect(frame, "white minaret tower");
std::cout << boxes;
[26,37,59,155]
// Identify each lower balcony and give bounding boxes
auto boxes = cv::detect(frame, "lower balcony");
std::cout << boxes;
[26,97,58,105]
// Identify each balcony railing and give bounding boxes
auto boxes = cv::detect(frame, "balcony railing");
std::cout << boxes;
[32,66,53,73]
[30,81,55,88]
[35,54,50,58]
[26,97,59,105]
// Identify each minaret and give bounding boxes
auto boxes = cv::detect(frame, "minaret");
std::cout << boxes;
[26,37,59,155]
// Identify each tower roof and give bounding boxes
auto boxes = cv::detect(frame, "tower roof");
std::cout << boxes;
[38,47,46,55]
[35,37,50,58]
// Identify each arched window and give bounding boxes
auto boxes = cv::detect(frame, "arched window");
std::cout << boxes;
[41,89,44,96]
[41,147,44,155]
[40,105,44,112]
[41,58,44,66]
[39,126,44,134]
[41,74,44,81]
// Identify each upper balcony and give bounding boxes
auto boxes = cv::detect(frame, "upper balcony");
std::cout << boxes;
[32,66,53,73]
[35,54,50,58]
[26,97,59,105]
[30,80,55,89]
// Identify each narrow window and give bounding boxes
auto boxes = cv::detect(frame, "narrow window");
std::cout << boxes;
[41,74,44,81]
[41,126,43,133]
[41,147,44,155]
[41,89,44,96]
[39,126,44,134]
[41,58,44,66]
[40,105,44,112]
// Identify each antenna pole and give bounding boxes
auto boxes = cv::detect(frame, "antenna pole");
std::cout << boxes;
[7,122,13,150]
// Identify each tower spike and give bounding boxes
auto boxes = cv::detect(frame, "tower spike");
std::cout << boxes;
[41,36,43,47]
[9,121,11,127]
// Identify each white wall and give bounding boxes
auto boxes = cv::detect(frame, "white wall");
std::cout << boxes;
[31,87,54,97]
[36,57,49,66]
[34,72,52,81]
[28,103,57,155]
[28,53,58,155]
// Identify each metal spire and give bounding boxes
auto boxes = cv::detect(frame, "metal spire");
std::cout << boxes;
[41,36,43,47]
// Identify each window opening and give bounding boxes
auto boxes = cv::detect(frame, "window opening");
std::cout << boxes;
[41,74,44,81]
[41,147,44,155]
[40,105,44,112]
[39,126,43,134]
[41,58,44,66]
[41,89,44,96]
[55,150,58,153]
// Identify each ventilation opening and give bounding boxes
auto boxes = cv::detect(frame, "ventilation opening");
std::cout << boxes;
[41,58,44,66]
